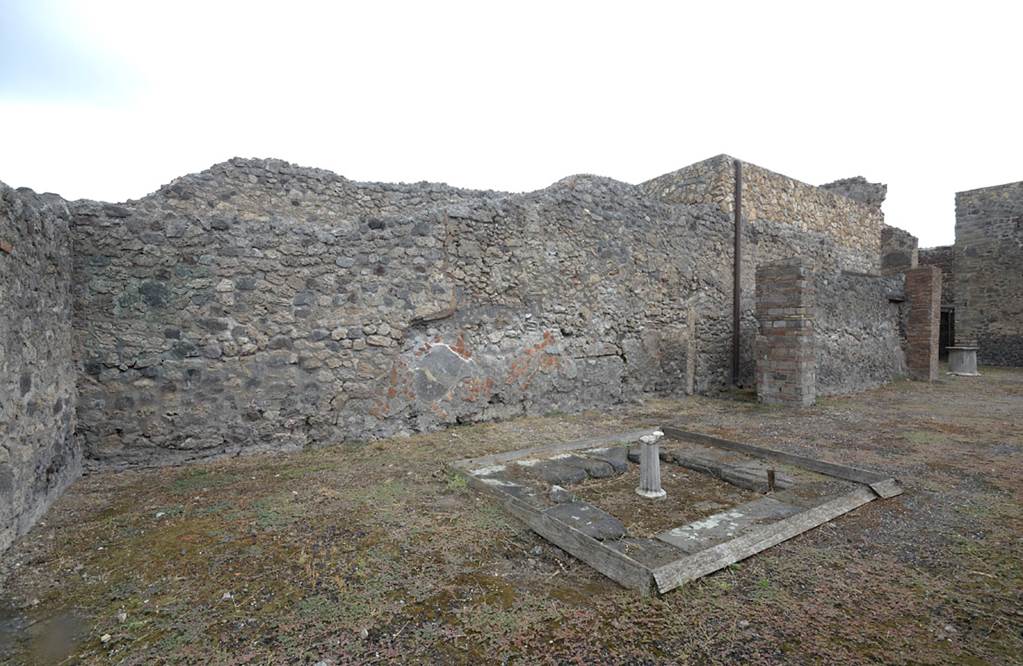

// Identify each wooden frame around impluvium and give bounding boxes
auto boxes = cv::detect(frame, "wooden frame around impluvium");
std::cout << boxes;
[449,426,903,596]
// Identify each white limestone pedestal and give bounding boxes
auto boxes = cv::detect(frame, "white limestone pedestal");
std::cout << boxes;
[636,431,666,500]
[947,346,980,376]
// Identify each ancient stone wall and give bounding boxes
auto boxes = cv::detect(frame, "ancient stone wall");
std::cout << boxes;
[954,182,1023,366]
[643,156,897,389]
[0,184,80,553]
[814,271,906,395]
[918,245,955,307]
[642,156,883,274]
[880,224,919,276]
[70,159,736,467]
[740,164,882,274]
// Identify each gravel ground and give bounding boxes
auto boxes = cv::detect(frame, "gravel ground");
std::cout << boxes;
[1,366,1020,664]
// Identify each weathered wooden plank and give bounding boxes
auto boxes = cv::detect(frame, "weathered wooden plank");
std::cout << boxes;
[651,485,877,594]
[606,538,689,569]
[453,465,655,594]
[656,497,802,553]
[665,448,796,493]
[662,426,901,495]
[868,477,904,499]
[451,428,659,470]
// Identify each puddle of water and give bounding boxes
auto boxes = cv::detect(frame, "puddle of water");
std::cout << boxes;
[0,600,86,664]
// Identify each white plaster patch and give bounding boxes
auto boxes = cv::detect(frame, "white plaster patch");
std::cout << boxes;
[667,510,746,539]
[480,477,520,488]
[428,341,475,363]
[471,464,506,477]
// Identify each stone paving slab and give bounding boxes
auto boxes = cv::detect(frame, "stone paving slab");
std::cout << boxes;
[579,446,631,474]
[655,496,802,553]
[544,501,627,541]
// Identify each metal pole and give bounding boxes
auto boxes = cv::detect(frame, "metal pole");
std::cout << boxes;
[732,159,743,386]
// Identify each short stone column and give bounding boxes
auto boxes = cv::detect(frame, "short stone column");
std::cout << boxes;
[635,431,666,500]
[947,344,980,376]
[754,259,816,406]
[905,266,942,381]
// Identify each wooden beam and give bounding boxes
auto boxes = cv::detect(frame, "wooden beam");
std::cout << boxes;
[454,465,656,594]
[661,427,902,497]
[651,485,877,594]
[451,428,660,471]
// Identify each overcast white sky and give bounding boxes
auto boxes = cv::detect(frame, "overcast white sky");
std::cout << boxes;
[2,1,1021,246]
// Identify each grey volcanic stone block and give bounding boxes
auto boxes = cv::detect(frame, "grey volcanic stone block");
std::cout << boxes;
[545,501,626,541]
[557,454,615,479]
[581,446,630,474]
[513,459,589,487]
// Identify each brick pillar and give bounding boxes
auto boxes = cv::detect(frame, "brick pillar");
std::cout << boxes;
[755,259,816,406]
[905,265,942,381]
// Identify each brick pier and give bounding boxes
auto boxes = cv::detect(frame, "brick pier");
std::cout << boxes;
[904,265,942,381]
[755,259,816,406]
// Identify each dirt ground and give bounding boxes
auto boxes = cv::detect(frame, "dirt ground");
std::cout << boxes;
[2,367,1021,665]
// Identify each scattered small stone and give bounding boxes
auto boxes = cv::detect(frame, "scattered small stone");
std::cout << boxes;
[549,485,574,503]
[117,610,127,623]
[738,620,750,629]
[530,545,543,556]
[222,592,233,601]
[359,627,369,639]
[100,634,112,644]
[154,512,166,519]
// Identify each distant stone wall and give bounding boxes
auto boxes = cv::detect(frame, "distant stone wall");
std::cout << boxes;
[71,159,736,467]
[880,224,919,276]
[640,155,735,209]
[955,182,1023,366]
[918,245,955,306]
[643,156,896,388]
[815,271,906,395]
[642,156,883,273]
[741,163,882,274]
[0,184,79,553]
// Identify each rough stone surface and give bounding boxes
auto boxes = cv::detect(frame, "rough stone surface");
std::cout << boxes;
[644,156,884,273]
[0,154,913,481]
[0,184,80,554]
[815,271,907,395]
[954,181,1023,366]
[70,159,738,467]
[581,446,630,474]
[819,176,888,211]
[879,224,919,275]
[918,245,955,307]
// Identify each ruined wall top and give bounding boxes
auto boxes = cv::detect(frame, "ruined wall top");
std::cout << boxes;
[642,155,883,273]
[819,176,887,211]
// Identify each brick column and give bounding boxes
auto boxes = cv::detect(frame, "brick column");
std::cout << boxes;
[904,265,942,381]
[755,259,816,406]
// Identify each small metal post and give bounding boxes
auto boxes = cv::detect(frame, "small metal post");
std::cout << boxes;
[636,431,666,500]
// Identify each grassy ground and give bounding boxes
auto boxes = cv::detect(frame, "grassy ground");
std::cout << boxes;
[1,367,1021,664]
